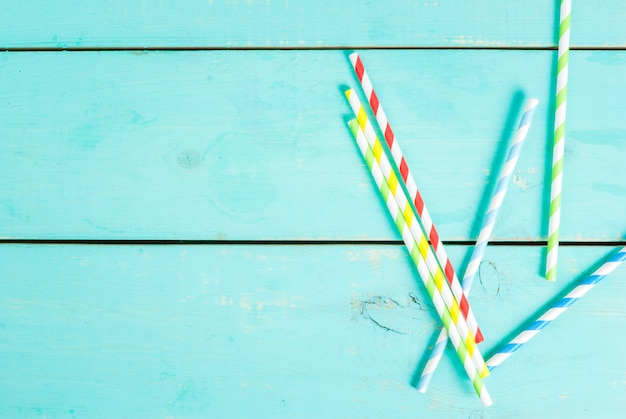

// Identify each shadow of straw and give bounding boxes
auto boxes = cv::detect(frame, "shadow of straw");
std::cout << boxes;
[409,93,527,387]
[457,91,526,276]
[339,84,351,103]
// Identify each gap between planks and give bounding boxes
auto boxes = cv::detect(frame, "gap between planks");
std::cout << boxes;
[0,239,624,246]
[3,46,626,53]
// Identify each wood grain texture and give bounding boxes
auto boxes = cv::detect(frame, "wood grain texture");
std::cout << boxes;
[3,2,626,416]
[2,1,626,49]
[1,244,625,417]
[1,50,625,241]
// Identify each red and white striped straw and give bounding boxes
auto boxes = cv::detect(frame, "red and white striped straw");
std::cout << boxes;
[349,52,483,344]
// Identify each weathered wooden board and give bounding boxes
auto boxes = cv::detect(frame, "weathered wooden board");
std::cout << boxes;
[1,50,625,241]
[1,1,625,49]
[1,244,625,417]
[3,2,626,416]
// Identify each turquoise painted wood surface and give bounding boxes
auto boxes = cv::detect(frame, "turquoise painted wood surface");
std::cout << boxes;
[3,1,626,417]
[2,244,625,417]
[2,50,626,241]
[1,1,626,48]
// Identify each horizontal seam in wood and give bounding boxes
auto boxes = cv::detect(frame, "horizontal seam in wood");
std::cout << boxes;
[0,239,624,246]
[2,46,626,53]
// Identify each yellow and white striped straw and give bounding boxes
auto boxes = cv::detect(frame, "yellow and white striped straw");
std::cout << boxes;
[347,117,492,407]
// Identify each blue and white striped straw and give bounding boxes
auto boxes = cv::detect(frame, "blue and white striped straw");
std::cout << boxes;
[487,246,626,370]
[464,98,539,288]
[416,98,539,393]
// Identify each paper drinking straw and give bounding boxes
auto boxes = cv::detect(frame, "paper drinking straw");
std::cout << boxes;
[487,246,626,370]
[417,98,539,393]
[349,53,484,345]
[347,118,492,407]
[346,90,488,379]
[546,0,571,282]
[463,98,539,297]
[345,89,484,348]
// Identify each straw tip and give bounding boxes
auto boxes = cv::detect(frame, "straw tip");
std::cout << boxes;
[348,52,359,63]
[475,329,485,344]
[344,88,353,99]
[347,118,359,135]
[527,97,540,108]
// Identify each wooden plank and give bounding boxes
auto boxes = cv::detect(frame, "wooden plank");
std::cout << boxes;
[0,1,625,48]
[1,50,625,241]
[1,243,625,416]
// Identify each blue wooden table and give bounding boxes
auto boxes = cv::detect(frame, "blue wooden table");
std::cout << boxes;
[2,2,626,417]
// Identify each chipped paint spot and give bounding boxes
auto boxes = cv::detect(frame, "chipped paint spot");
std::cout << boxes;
[379,379,390,391]
[231,296,303,311]
[358,182,371,193]
[220,296,235,306]
[240,297,252,310]
[564,257,579,273]
[513,171,528,190]
[347,250,360,262]
[346,248,398,264]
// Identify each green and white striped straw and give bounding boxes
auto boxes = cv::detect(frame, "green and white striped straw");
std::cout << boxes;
[546,0,571,281]
[347,118,492,406]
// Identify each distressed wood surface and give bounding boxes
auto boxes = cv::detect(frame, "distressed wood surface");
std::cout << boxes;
[3,1,626,417]
[1,50,626,241]
[1,1,626,48]
[1,244,625,417]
